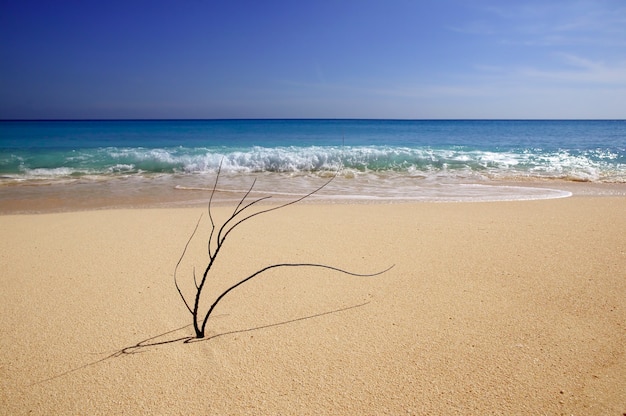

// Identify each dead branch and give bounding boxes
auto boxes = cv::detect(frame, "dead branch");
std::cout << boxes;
[175,163,393,338]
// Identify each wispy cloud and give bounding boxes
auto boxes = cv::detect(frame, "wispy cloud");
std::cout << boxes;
[517,54,626,85]
[455,1,626,47]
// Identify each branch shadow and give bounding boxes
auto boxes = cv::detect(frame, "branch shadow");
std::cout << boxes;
[29,300,370,387]
[188,300,371,343]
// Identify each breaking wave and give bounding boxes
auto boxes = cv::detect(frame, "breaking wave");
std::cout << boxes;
[1,145,624,183]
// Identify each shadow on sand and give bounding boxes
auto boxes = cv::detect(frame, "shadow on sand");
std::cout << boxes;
[29,300,371,386]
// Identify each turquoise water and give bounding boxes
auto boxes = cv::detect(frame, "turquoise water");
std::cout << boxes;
[1,119,625,204]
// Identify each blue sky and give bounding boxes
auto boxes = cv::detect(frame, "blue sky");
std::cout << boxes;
[1,0,625,119]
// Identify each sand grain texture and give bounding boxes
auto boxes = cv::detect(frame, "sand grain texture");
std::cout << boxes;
[1,197,625,415]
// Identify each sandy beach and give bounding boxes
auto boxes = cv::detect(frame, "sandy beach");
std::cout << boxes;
[1,196,625,415]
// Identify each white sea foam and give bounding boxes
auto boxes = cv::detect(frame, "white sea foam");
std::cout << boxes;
[2,145,624,192]
[22,167,85,178]
[170,172,574,203]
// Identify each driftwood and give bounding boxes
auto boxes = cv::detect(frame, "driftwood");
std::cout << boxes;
[174,163,392,338]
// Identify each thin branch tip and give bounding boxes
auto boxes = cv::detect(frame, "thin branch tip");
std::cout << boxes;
[175,167,389,338]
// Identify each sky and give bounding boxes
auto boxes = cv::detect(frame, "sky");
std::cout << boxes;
[1,0,625,119]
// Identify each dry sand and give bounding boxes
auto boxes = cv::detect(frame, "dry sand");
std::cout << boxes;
[1,197,625,415]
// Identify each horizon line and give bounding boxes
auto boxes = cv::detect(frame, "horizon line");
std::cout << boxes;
[1,118,624,122]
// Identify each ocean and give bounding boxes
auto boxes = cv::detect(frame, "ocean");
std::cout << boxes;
[1,119,625,211]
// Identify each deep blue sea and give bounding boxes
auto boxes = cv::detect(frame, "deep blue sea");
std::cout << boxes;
[1,119,625,208]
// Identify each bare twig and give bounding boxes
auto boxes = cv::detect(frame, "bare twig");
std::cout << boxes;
[174,163,392,338]
[174,214,203,314]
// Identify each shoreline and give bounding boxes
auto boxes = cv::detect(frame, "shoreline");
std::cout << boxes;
[1,175,625,214]
[1,197,625,414]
